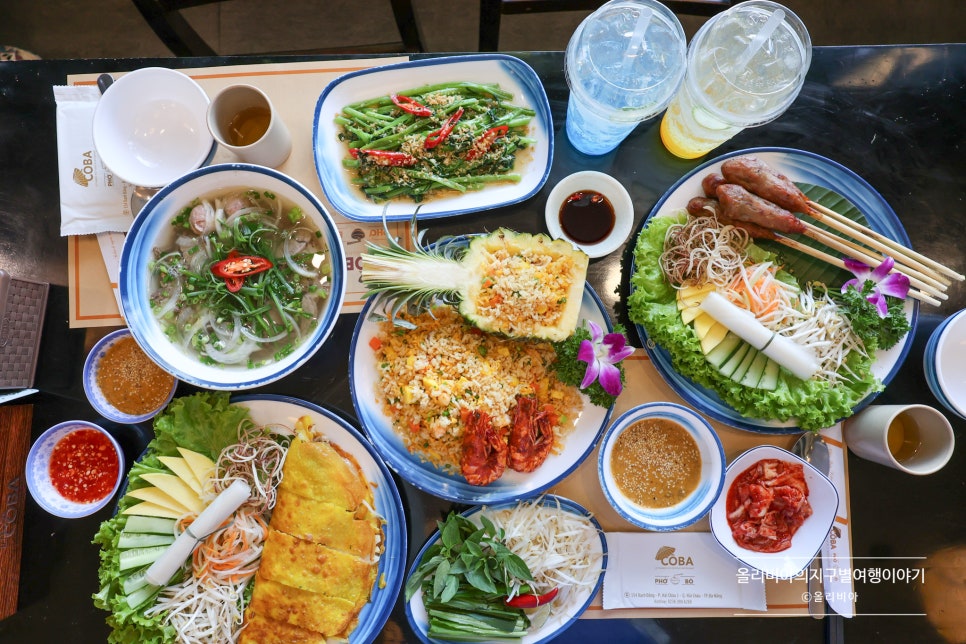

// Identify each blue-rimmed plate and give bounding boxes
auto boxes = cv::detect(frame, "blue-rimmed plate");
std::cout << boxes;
[630,148,917,432]
[232,395,407,644]
[313,54,553,222]
[405,495,606,644]
[350,283,614,504]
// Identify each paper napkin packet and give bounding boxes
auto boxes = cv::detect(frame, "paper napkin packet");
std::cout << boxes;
[603,532,767,611]
[53,85,135,236]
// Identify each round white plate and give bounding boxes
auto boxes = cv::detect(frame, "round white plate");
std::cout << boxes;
[405,495,606,644]
[232,395,407,643]
[630,147,918,433]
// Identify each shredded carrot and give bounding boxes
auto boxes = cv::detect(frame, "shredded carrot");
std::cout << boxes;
[724,263,794,321]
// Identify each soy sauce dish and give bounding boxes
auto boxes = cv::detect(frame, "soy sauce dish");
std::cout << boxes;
[544,171,634,259]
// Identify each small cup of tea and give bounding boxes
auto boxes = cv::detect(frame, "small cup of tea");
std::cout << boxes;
[844,404,954,475]
[544,170,634,258]
[207,84,292,167]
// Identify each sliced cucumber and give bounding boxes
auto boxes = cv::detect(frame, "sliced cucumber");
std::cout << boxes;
[740,351,770,388]
[705,332,742,369]
[758,358,780,391]
[118,545,169,572]
[118,532,175,550]
[731,347,759,383]
[720,343,751,379]
[121,566,152,595]
[125,582,160,610]
[123,516,177,535]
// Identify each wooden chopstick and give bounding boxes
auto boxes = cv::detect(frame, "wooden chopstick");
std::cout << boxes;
[806,200,964,282]
[801,223,948,300]
[801,222,948,299]
[776,236,942,306]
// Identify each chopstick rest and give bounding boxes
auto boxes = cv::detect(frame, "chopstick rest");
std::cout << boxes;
[602,532,766,610]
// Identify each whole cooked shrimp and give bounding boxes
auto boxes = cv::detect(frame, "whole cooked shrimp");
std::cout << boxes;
[507,395,558,473]
[459,409,507,486]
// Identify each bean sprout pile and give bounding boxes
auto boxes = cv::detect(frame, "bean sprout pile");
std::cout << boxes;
[486,497,603,628]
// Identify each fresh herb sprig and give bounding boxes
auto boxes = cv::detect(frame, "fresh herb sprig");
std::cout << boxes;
[837,281,910,352]
[553,322,629,408]
[405,512,534,641]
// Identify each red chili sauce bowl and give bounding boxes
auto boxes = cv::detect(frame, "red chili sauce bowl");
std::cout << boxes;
[26,421,125,518]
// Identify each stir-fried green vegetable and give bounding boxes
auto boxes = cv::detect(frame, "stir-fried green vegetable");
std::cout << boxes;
[337,82,536,202]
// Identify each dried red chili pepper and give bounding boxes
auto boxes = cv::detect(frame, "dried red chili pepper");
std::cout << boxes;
[424,107,464,149]
[211,250,273,293]
[465,125,509,161]
[390,93,432,117]
[504,587,559,608]
[349,148,419,167]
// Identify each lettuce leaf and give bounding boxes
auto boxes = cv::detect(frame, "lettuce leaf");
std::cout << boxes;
[92,391,254,644]
[627,213,881,431]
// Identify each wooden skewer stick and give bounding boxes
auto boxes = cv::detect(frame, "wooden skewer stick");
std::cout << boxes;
[801,223,948,300]
[807,200,964,283]
[800,221,949,293]
[776,235,941,306]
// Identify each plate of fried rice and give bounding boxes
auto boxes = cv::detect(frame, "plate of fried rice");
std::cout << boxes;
[349,283,615,504]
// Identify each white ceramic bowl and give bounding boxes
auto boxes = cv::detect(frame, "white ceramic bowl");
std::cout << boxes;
[119,163,347,390]
[26,421,124,518]
[545,171,634,258]
[83,328,178,424]
[924,309,966,420]
[597,402,725,531]
[709,444,838,579]
[93,67,215,188]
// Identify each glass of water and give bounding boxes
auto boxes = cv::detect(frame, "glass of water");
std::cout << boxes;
[564,0,687,156]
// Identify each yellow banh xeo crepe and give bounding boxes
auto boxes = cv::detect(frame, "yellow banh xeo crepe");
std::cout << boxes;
[246,574,357,636]
[237,612,327,644]
[270,488,378,558]
[277,437,371,510]
[240,432,384,643]
[257,529,376,605]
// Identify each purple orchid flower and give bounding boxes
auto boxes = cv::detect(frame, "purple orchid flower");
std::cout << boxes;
[577,321,635,396]
[841,256,910,317]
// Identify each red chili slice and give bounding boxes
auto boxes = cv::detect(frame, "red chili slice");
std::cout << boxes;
[466,125,509,161]
[211,250,273,292]
[424,107,464,149]
[390,93,432,117]
[504,587,559,608]
[349,148,419,167]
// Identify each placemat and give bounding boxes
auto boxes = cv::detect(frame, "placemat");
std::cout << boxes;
[551,351,853,618]
[65,57,410,328]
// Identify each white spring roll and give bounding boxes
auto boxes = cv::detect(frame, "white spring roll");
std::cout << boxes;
[699,292,820,381]
[144,479,251,587]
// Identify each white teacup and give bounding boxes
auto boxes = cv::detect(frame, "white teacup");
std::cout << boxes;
[206,84,292,168]
[92,67,215,188]
[845,404,954,475]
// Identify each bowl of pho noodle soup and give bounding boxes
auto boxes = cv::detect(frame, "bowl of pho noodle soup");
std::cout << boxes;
[119,163,346,390]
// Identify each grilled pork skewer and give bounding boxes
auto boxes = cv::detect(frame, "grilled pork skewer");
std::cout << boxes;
[720,155,964,283]
[686,196,941,306]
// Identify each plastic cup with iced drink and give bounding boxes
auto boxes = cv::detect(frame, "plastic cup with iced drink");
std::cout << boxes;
[565,0,686,156]
[660,0,811,159]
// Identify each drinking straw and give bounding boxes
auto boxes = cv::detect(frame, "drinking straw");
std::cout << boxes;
[624,6,653,61]
[731,8,786,75]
